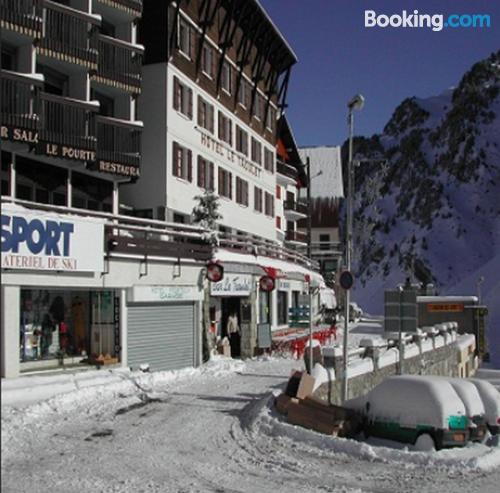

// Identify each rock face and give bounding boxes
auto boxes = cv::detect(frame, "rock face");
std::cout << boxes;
[343,51,500,315]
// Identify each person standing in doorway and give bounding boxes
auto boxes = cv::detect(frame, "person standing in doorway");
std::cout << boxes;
[226,311,241,358]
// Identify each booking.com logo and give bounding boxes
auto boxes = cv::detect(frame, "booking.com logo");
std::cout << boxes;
[365,10,491,32]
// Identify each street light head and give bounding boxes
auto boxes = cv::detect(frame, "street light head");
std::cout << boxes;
[348,94,365,111]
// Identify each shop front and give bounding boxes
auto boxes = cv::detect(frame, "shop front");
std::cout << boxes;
[210,273,254,358]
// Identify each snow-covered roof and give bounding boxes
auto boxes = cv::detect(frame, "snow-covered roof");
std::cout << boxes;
[298,146,344,198]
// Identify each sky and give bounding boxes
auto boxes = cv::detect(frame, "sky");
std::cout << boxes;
[261,0,500,146]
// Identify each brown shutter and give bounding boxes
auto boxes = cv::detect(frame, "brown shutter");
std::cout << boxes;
[188,88,193,119]
[218,112,223,140]
[197,156,203,188]
[209,162,214,191]
[187,149,192,182]
[228,120,232,146]
[218,168,223,194]
[209,105,214,133]
[172,141,178,176]
[211,48,216,78]
[173,77,179,111]
[197,96,202,126]
[229,172,232,199]
[244,181,248,206]
[190,26,196,60]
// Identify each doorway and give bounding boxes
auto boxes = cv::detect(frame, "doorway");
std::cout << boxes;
[221,297,241,357]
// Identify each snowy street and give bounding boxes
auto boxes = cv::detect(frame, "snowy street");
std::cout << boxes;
[2,357,500,493]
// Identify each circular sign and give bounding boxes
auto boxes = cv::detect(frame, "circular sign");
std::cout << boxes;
[259,275,275,292]
[339,270,354,290]
[206,262,224,282]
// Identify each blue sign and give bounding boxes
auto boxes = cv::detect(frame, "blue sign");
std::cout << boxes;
[1,214,74,256]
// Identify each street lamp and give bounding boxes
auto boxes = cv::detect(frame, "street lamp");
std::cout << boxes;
[342,93,364,403]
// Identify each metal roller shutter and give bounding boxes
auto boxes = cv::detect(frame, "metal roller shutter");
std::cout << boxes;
[127,302,195,372]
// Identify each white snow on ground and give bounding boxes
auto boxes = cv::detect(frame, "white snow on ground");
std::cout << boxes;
[2,358,500,493]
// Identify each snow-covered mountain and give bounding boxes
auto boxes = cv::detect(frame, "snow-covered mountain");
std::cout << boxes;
[345,51,500,365]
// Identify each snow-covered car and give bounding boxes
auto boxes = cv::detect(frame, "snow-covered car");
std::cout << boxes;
[445,378,488,442]
[469,378,500,436]
[344,375,469,450]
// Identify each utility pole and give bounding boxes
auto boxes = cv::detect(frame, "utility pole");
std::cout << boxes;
[341,94,364,403]
[306,156,311,259]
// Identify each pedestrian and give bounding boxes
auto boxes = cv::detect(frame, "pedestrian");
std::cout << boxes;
[226,312,240,357]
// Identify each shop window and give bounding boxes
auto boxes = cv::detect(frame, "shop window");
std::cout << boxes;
[35,188,50,204]
[17,183,32,201]
[320,233,330,250]
[19,289,119,366]
[53,192,67,206]
[1,152,11,195]
[277,291,288,325]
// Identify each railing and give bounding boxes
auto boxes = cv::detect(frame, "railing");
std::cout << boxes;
[284,200,308,215]
[1,70,42,133]
[39,93,98,154]
[285,230,307,244]
[277,160,298,180]
[218,230,319,270]
[1,197,212,263]
[0,0,43,36]
[96,115,141,169]
[95,35,143,93]
[38,0,99,69]
[95,0,143,16]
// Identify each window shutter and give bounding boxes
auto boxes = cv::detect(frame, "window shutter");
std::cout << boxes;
[188,88,193,119]
[197,156,203,188]
[209,105,214,133]
[211,48,216,78]
[244,182,248,206]
[218,112,223,140]
[229,172,232,199]
[218,168,223,194]
[172,141,178,176]
[209,162,214,191]
[197,96,202,126]
[246,81,251,109]
[190,26,196,60]
[187,149,193,182]
[228,120,232,146]
[173,77,179,111]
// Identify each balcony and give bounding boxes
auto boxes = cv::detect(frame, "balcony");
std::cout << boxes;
[285,229,307,246]
[37,0,99,71]
[37,93,98,162]
[283,199,308,221]
[93,35,143,94]
[277,160,298,186]
[95,115,142,177]
[1,70,42,143]
[0,0,43,41]
[94,0,142,20]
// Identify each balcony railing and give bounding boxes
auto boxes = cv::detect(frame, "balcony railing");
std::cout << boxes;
[95,0,143,17]
[277,160,298,181]
[37,0,99,70]
[94,35,143,93]
[285,230,307,244]
[38,93,98,160]
[96,115,141,172]
[284,200,308,215]
[0,0,43,37]
[1,70,42,137]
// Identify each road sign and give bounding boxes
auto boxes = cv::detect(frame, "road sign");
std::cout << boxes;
[339,270,354,290]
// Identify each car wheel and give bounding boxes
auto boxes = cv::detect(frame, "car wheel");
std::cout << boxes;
[414,433,436,452]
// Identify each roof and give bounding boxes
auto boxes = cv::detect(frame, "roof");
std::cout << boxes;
[298,146,344,199]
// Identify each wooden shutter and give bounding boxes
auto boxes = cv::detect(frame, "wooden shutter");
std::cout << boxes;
[209,105,214,133]
[197,156,204,188]
[218,112,223,140]
[187,88,193,119]
[228,120,232,146]
[246,81,251,109]
[209,162,214,191]
[218,168,223,195]
[228,172,232,199]
[197,96,202,126]
[244,181,248,206]
[211,48,216,78]
[187,149,192,182]
[173,77,180,111]
[172,141,178,177]
[190,26,196,60]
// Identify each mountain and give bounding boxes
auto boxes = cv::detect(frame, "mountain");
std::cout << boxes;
[342,51,500,365]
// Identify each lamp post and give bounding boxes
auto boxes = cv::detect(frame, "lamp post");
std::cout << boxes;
[342,94,364,403]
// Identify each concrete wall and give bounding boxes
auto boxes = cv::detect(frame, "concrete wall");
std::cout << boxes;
[316,337,476,406]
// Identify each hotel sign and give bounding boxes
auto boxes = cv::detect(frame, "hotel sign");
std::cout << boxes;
[129,285,203,303]
[1,203,104,272]
[199,131,262,179]
[211,273,252,296]
[427,303,464,313]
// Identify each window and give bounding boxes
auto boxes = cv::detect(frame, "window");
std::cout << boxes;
[198,96,214,133]
[173,213,185,223]
[251,138,262,165]
[276,216,281,229]
[197,156,214,191]
[218,112,232,146]
[276,185,281,199]
[172,142,193,182]
[254,95,265,121]
[254,187,262,213]
[235,177,249,206]
[265,192,274,217]
[320,234,330,251]
[277,291,288,325]
[218,168,232,199]
[264,148,274,173]
[178,18,193,58]
[267,107,276,132]
[201,43,215,78]
[235,126,248,156]
[221,61,232,94]
[237,80,252,108]
[173,76,193,119]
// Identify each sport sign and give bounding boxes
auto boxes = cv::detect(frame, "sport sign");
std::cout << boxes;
[1,203,104,272]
